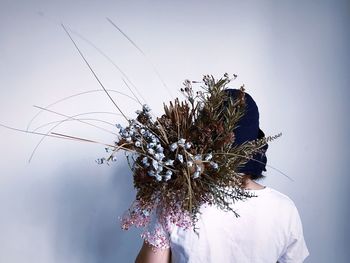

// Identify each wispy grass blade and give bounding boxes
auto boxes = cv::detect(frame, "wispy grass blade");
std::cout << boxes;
[33,117,118,133]
[51,132,114,147]
[33,106,118,135]
[68,27,148,105]
[27,107,122,162]
[0,123,111,148]
[61,23,130,123]
[106,17,175,99]
[26,89,138,131]
[213,152,293,181]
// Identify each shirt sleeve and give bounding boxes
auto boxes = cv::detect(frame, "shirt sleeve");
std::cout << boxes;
[278,205,310,263]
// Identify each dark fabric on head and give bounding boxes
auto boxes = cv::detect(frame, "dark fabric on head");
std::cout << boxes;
[223,89,268,179]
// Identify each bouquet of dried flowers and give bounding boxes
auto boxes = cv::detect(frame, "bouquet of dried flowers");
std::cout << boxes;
[94,72,282,248]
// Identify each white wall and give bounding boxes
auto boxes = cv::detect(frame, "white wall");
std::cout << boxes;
[0,0,349,262]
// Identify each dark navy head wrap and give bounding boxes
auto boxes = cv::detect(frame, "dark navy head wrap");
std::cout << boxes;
[224,89,268,180]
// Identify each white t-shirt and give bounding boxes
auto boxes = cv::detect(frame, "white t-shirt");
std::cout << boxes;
[145,186,309,263]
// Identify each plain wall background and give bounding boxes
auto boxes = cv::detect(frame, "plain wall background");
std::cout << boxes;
[0,0,349,262]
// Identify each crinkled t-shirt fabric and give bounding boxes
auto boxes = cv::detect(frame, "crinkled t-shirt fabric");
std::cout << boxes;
[145,186,309,263]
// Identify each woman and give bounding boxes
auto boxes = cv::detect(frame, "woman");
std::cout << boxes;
[135,89,309,263]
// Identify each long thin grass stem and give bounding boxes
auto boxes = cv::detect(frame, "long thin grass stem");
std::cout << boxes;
[0,123,112,148]
[213,152,293,181]
[106,17,175,100]
[67,27,148,105]
[61,23,130,123]
[33,106,118,135]
[33,118,117,132]
[26,89,138,131]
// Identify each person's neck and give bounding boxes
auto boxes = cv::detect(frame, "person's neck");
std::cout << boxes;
[243,178,265,190]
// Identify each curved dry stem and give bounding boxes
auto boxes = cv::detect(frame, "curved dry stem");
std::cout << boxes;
[32,113,120,132]
[67,26,148,105]
[61,24,130,123]
[51,132,114,147]
[26,89,138,131]
[213,152,293,181]
[28,107,123,163]
[184,149,193,212]
[106,17,175,100]
[0,123,113,148]
[32,106,119,135]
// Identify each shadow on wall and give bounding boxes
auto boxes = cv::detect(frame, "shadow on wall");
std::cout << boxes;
[49,160,142,263]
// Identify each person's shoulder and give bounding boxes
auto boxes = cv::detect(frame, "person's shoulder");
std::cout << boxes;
[264,186,298,210]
